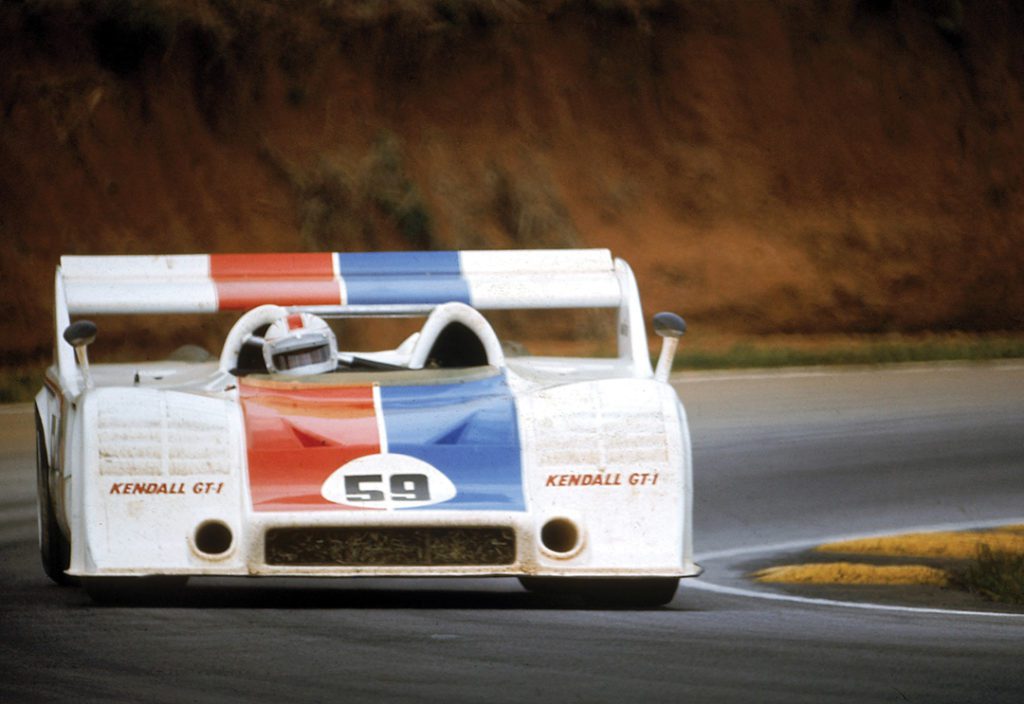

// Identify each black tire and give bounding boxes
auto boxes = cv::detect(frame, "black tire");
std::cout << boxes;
[36,414,74,586]
[83,576,190,605]
[518,576,680,608]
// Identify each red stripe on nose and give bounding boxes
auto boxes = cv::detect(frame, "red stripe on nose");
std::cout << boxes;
[240,380,381,511]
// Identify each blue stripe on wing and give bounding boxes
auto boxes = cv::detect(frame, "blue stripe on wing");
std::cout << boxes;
[336,251,471,305]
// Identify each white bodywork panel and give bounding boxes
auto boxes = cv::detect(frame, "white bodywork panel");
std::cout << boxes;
[39,249,696,582]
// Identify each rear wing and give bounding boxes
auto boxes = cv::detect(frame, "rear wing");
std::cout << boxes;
[53,249,652,389]
[60,250,626,313]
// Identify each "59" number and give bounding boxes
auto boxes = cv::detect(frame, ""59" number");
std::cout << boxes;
[344,473,430,502]
[321,455,457,509]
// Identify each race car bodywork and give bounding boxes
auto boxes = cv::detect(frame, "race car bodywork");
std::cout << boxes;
[35,249,697,605]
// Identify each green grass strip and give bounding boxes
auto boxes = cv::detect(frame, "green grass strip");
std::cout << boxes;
[674,336,1024,370]
[5,335,1024,403]
[0,369,42,404]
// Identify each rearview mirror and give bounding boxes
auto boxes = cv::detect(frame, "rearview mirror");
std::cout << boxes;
[653,312,686,339]
[63,320,98,390]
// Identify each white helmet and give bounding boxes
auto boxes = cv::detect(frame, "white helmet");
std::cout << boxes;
[262,313,337,376]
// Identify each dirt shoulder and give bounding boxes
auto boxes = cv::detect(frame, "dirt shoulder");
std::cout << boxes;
[4,1,1024,368]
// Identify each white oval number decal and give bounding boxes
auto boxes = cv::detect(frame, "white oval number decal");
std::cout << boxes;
[321,454,458,509]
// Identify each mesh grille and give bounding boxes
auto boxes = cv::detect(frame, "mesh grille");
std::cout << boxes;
[265,526,516,566]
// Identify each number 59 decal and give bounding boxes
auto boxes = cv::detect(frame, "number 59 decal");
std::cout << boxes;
[321,454,458,509]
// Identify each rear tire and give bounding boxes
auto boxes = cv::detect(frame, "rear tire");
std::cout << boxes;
[36,414,74,586]
[83,576,189,605]
[518,577,680,608]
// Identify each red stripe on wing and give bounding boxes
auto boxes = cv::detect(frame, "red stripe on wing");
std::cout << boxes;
[210,254,341,309]
[211,253,335,279]
[215,280,342,309]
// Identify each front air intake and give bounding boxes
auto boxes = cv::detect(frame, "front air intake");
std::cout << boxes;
[194,520,233,556]
[265,526,516,566]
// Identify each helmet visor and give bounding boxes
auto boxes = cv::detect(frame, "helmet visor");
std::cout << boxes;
[272,344,331,371]
[265,329,335,375]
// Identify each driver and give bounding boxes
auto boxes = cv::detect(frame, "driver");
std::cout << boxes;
[262,312,338,375]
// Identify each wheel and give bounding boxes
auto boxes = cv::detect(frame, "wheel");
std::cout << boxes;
[36,414,74,586]
[518,577,680,608]
[83,576,189,605]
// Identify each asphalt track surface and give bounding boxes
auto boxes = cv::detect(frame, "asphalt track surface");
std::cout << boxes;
[2,364,1022,703]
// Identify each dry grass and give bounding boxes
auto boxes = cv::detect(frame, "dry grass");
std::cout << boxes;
[755,526,1024,606]
[816,529,1024,561]
[755,563,949,586]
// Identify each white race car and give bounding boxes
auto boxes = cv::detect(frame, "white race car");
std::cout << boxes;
[36,249,697,605]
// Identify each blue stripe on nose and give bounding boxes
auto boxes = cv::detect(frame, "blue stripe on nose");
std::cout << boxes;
[378,371,524,511]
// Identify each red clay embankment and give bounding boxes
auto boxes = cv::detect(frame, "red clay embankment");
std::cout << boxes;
[2,1,1023,363]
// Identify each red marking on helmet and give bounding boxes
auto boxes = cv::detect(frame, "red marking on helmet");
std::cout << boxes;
[287,314,304,331]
